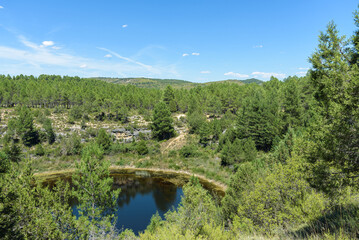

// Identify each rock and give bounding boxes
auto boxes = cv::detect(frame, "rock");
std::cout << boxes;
[112,128,126,133]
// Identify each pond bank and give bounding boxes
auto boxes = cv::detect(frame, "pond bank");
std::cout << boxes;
[34,166,227,195]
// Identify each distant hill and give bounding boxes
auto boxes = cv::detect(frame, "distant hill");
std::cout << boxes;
[89,77,263,89]
[89,77,199,89]
[204,78,263,85]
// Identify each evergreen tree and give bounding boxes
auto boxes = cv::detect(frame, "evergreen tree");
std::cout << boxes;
[72,143,120,236]
[163,85,177,112]
[151,102,176,140]
[16,106,39,147]
[308,21,359,191]
[136,140,149,155]
[199,122,212,146]
[96,128,112,151]
[43,118,56,144]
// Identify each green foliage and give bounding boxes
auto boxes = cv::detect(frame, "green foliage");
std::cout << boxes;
[146,212,163,234]
[307,20,359,192]
[0,161,76,239]
[233,158,326,234]
[43,118,56,144]
[35,144,45,156]
[69,105,83,120]
[187,111,206,134]
[0,151,10,174]
[237,83,283,151]
[198,121,212,146]
[220,138,257,166]
[136,140,149,155]
[151,101,176,140]
[60,133,82,156]
[179,145,201,158]
[3,140,21,163]
[16,106,39,147]
[164,180,222,237]
[96,128,112,151]
[72,143,120,235]
[163,85,177,112]
[221,158,266,221]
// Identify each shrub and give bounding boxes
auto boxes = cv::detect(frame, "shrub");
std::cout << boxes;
[136,140,149,155]
[179,145,201,158]
[35,144,45,156]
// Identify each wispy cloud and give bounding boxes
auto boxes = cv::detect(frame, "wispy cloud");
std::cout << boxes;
[98,47,158,73]
[200,70,211,74]
[104,54,112,58]
[0,6,3,9]
[224,72,249,78]
[192,52,200,56]
[122,24,128,28]
[52,46,61,50]
[0,35,172,77]
[182,53,189,57]
[298,67,309,70]
[251,71,286,79]
[253,45,263,48]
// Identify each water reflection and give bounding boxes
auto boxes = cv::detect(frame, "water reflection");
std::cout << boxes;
[73,174,183,234]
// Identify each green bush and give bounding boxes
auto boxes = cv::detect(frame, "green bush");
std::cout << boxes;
[69,105,83,120]
[232,157,327,234]
[179,145,201,158]
[35,144,45,156]
[136,140,149,155]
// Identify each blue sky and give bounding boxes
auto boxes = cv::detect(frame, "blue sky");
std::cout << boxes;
[0,1,357,82]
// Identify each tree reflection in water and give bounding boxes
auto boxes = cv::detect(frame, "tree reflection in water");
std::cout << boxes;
[111,174,183,234]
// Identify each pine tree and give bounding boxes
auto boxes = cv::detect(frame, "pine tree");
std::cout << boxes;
[308,21,359,191]
[16,106,39,147]
[72,143,120,235]
[96,128,112,151]
[43,118,56,144]
[163,85,177,112]
[151,102,176,140]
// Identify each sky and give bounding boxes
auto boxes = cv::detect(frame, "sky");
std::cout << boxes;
[0,1,358,82]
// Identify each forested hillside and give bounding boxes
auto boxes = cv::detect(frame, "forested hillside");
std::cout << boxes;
[88,77,263,89]
[0,8,358,240]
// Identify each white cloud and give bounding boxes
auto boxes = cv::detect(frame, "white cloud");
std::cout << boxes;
[200,70,211,74]
[182,53,189,57]
[104,54,112,58]
[251,71,286,79]
[122,24,128,28]
[0,6,3,9]
[298,67,309,70]
[80,64,87,68]
[224,72,249,78]
[296,71,307,77]
[52,46,61,50]
[192,52,200,56]
[41,41,54,47]
[253,45,263,48]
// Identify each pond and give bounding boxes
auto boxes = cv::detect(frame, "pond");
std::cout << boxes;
[71,175,183,234]
[39,168,225,235]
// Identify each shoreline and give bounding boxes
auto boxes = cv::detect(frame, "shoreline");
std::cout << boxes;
[34,166,227,195]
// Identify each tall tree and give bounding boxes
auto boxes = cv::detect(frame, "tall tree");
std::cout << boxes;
[43,118,56,144]
[151,102,176,140]
[72,143,120,236]
[308,21,359,191]
[163,85,177,112]
[16,106,39,147]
